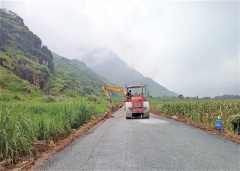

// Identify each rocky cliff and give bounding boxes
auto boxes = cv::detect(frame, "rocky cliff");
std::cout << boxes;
[0,9,53,88]
[0,9,112,96]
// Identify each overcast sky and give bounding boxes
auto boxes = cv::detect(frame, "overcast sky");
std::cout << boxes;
[1,0,239,97]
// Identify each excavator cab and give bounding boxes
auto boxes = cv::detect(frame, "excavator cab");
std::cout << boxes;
[124,84,150,119]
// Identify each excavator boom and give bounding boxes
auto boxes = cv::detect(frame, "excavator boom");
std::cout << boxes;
[101,85,127,100]
[102,85,127,110]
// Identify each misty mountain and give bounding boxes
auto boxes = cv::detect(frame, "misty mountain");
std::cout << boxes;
[0,9,113,98]
[0,9,54,89]
[77,49,177,97]
[0,8,175,98]
[199,87,240,98]
[50,52,113,96]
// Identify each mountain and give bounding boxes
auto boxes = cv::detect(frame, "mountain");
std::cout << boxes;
[0,9,112,98]
[77,49,177,97]
[199,87,240,98]
[0,8,176,98]
[0,9,53,89]
[49,52,113,96]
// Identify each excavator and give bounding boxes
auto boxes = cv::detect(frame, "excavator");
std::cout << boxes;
[102,84,150,119]
[124,84,150,119]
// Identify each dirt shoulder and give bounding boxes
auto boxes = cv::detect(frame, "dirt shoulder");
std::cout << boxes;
[151,110,240,144]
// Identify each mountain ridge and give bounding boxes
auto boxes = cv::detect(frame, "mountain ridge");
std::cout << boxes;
[77,48,177,97]
[0,8,177,98]
[0,9,113,98]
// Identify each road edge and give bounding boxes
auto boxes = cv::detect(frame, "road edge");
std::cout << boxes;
[151,110,240,144]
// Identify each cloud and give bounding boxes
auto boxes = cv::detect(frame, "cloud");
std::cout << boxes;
[1,0,239,97]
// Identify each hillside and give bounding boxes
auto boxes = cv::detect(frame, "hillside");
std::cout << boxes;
[0,9,112,98]
[0,9,54,90]
[49,52,113,96]
[0,8,176,99]
[78,49,177,97]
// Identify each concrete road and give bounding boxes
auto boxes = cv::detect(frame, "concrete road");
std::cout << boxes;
[36,107,240,171]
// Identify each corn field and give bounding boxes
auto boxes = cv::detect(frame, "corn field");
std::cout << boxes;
[151,100,240,132]
[0,101,99,164]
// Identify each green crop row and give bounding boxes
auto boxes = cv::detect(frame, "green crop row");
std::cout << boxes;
[0,98,108,164]
[151,100,240,132]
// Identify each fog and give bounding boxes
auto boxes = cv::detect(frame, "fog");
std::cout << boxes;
[1,0,239,97]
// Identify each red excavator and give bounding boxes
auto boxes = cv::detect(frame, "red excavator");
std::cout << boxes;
[124,84,150,119]
[102,84,150,119]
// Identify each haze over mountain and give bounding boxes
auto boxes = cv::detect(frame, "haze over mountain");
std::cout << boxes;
[0,8,176,99]
[1,5,239,98]
[2,1,239,98]
[0,9,112,98]
[78,49,177,97]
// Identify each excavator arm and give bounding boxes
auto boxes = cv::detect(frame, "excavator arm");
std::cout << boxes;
[101,85,127,109]
[101,85,127,100]
[102,86,111,100]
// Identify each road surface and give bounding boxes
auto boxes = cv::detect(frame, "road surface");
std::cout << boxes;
[35,107,240,170]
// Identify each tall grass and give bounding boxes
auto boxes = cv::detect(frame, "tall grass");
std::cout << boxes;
[0,100,105,164]
[151,100,240,132]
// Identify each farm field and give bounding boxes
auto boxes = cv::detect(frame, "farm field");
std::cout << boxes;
[150,99,240,133]
[0,96,109,166]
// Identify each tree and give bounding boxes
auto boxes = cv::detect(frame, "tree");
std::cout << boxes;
[178,94,184,99]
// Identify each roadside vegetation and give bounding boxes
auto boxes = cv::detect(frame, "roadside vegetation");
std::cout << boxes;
[150,99,240,133]
[1,89,240,167]
[0,95,108,165]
